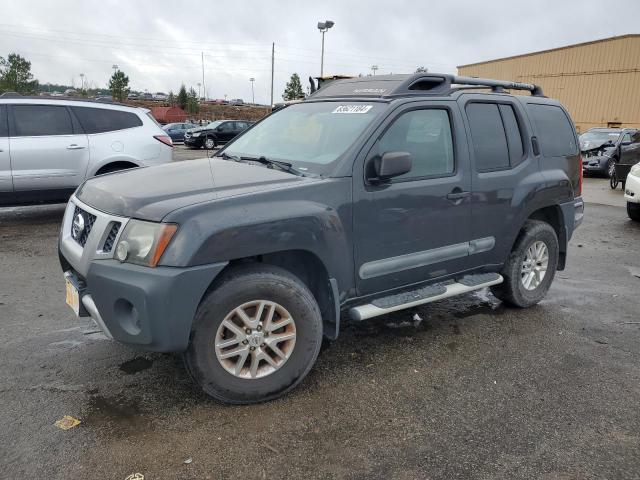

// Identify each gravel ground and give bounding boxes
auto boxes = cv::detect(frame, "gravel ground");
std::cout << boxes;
[0,177,639,480]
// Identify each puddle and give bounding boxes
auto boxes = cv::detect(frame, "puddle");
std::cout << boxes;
[83,394,144,431]
[120,357,153,375]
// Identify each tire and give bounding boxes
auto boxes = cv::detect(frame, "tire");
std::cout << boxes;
[610,172,619,190]
[628,202,640,222]
[606,158,616,178]
[184,264,323,404]
[204,136,216,150]
[490,220,559,308]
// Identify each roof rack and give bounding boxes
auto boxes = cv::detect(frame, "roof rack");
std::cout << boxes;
[308,73,544,99]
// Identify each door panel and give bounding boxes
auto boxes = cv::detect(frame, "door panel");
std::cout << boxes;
[0,105,11,192]
[353,102,473,295]
[9,104,90,191]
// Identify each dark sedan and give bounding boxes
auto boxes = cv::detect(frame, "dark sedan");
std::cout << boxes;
[184,120,253,149]
[163,122,198,143]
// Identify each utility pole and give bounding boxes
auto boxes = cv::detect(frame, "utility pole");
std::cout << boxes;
[79,73,85,91]
[197,82,201,101]
[249,77,255,104]
[317,21,334,77]
[371,65,379,76]
[201,52,206,101]
[270,42,275,107]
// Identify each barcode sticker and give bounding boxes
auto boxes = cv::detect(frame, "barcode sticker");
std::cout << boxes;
[332,105,373,114]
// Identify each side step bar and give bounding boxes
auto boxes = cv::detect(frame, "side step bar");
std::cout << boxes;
[349,273,503,321]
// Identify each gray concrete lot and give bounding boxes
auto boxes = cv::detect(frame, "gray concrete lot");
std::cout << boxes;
[1,177,639,479]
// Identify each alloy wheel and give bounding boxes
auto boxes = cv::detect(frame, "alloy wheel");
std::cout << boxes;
[521,240,549,290]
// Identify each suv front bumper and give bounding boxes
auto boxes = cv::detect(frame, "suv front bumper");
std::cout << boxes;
[62,259,227,352]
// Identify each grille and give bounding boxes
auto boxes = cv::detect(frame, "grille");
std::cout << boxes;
[71,206,96,247]
[102,223,121,253]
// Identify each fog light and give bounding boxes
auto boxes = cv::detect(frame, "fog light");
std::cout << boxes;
[115,241,129,262]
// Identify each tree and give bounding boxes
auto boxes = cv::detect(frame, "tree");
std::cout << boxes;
[283,73,304,101]
[108,69,130,102]
[0,53,38,94]
[186,87,199,115]
[168,90,175,106]
[177,84,188,110]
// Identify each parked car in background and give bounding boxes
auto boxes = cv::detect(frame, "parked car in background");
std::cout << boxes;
[580,128,638,177]
[58,73,583,403]
[127,93,140,100]
[184,119,252,149]
[163,122,197,143]
[229,98,244,106]
[153,92,168,101]
[142,93,154,101]
[0,96,173,205]
[624,163,640,221]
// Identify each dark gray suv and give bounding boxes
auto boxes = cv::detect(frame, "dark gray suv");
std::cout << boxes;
[59,74,584,404]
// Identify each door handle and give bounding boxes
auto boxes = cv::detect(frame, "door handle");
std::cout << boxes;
[67,144,85,150]
[446,191,471,201]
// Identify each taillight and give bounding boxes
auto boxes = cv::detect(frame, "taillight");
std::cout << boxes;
[576,155,583,197]
[154,135,173,147]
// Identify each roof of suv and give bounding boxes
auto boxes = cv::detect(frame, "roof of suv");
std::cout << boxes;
[0,93,141,111]
[307,73,545,101]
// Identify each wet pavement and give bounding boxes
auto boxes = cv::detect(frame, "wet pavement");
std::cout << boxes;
[1,178,639,479]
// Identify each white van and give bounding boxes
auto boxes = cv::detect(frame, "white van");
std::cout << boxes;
[0,95,173,205]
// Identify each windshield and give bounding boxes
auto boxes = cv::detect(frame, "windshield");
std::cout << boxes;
[206,121,223,129]
[580,131,620,143]
[222,102,384,174]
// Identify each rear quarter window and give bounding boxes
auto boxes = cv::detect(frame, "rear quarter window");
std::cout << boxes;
[72,107,143,134]
[528,104,577,156]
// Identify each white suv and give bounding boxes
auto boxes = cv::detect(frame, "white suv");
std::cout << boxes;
[0,96,173,205]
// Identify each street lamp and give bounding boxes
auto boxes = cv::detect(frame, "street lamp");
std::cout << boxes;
[79,73,85,91]
[249,77,255,104]
[317,20,335,77]
[371,65,379,76]
[197,82,201,101]
[112,64,119,73]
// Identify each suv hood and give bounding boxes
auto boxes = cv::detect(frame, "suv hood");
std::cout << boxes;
[580,139,615,152]
[76,158,306,221]
[186,126,213,134]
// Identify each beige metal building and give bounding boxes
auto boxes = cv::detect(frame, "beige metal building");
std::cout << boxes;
[457,35,640,132]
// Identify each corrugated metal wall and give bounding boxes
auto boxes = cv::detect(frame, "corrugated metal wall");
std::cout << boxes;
[457,35,640,132]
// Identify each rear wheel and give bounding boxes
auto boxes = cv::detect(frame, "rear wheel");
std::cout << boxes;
[184,264,323,404]
[628,202,640,222]
[610,170,619,189]
[491,220,559,308]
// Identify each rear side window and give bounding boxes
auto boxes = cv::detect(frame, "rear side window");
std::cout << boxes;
[12,105,74,136]
[0,106,7,137]
[72,107,142,134]
[466,103,510,171]
[528,104,577,156]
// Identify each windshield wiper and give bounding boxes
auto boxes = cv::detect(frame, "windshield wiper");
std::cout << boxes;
[217,152,305,176]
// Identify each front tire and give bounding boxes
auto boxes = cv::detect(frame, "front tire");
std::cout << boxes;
[204,136,216,150]
[606,158,616,178]
[628,202,640,222]
[491,220,559,308]
[184,264,323,404]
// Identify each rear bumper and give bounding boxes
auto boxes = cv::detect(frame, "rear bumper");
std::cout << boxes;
[624,173,640,203]
[62,258,227,352]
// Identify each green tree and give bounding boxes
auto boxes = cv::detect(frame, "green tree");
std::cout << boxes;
[108,69,130,102]
[168,90,175,106]
[186,87,199,115]
[177,84,188,110]
[0,53,38,94]
[283,73,304,101]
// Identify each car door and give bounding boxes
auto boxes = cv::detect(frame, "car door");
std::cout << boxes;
[353,101,473,296]
[459,96,536,268]
[9,104,89,191]
[620,130,640,166]
[0,105,11,192]
[217,121,236,142]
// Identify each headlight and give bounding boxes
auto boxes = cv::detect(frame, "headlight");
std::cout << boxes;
[630,164,640,177]
[114,220,178,267]
[191,132,200,137]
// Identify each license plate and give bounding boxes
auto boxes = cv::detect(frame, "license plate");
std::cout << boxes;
[65,278,80,316]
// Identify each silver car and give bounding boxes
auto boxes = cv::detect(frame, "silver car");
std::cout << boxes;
[0,96,173,205]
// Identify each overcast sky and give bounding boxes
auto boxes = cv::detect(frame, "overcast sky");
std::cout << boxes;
[1,0,638,104]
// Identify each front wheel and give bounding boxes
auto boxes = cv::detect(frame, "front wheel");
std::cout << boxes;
[184,264,323,404]
[204,136,216,150]
[491,220,559,308]
[628,202,640,222]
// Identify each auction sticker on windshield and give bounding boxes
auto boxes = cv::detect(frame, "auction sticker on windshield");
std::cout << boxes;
[332,105,373,114]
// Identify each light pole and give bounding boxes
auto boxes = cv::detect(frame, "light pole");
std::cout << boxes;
[249,77,255,104]
[79,73,85,92]
[197,82,201,101]
[371,65,379,76]
[317,20,334,77]
[112,64,118,74]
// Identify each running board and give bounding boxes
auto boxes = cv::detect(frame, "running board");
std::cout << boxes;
[349,273,503,321]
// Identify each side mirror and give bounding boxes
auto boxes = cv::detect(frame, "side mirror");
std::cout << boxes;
[371,151,412,182]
